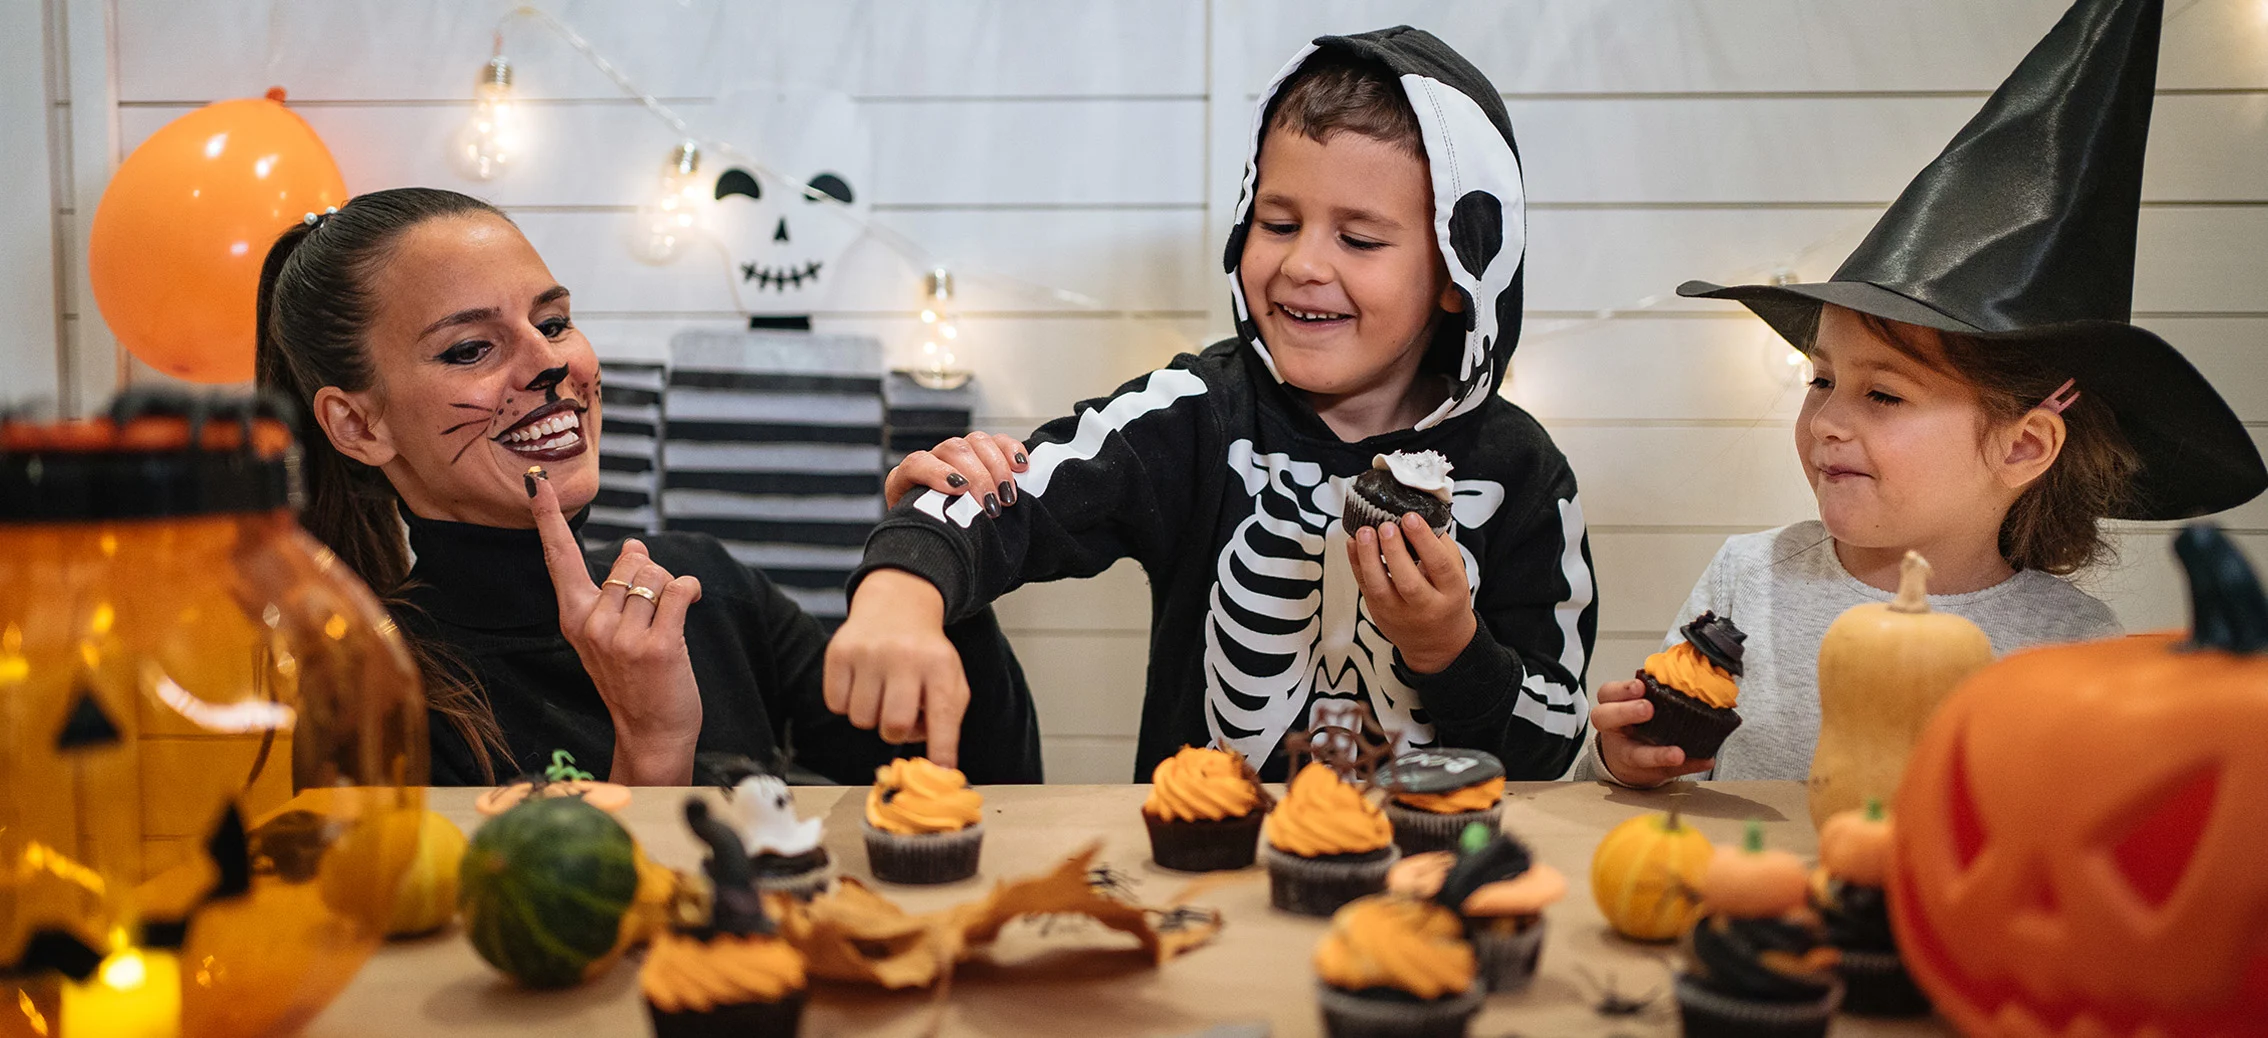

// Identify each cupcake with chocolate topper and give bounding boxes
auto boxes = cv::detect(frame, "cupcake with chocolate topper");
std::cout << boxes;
[1343,451,1456,536]
[1626,611,1748,761]
[1376,748,1505,856]
[1312,892,1482,1038]
[863,757,984,885]
[642,799,809,1038]
[1143,743,1274,872]
[1677,822,1842,1038]
[1388,823,1566,993]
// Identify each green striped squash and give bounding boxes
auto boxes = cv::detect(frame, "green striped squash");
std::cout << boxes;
[458,795,639,987]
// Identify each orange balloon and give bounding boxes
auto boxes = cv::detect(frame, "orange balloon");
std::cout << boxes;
[89,95,347,384]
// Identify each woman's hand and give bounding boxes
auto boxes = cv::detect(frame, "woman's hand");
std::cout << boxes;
[823,568,969,767]
[1591,678,1715,787]
[526,467,704,785]
[1346,513,1478,675]
[884,431,1030,512]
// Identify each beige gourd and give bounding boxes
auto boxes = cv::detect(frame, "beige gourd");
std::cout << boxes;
[1807,551,1994,829]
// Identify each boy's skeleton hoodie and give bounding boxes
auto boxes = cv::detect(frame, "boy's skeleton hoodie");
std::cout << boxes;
[858,27,1597,780]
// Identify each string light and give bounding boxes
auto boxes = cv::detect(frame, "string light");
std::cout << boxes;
[450,46,518,181]
[629,141,707,265]
[911,268,972,390]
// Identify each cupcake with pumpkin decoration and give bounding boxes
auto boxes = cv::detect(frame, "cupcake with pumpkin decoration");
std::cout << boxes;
[1313,893,1483,1038]
[1376,748,1506,855]
[1677,821,1842,1038]
[1263,762,1400,916]
[475,749,632,817]
[1388,824,1564,992]
[1144,744,1273,872]
[642,799,808,1038]
[863,757,984,884]
[1811,800,1929,1016]
[1627,612,1747,761]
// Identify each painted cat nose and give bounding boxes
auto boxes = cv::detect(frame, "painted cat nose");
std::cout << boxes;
[773,217,789,243]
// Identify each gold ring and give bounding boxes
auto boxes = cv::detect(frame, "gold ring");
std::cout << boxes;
[602,578,633,591]
[627,585,659,603]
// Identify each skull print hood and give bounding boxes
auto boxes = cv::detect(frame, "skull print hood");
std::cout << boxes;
[1224,26,1526,432]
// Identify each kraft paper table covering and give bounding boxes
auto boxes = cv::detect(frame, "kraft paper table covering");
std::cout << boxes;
[305,781,1950,1037]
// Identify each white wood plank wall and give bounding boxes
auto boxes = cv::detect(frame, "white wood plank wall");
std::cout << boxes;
[13,1,2267,782]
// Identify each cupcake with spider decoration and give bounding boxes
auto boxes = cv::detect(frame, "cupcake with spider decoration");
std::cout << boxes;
[1624,611,1747,761]
[1342,451,1456,536]
[1376,748,1505,856]
[863,757,984,884]
[641,799,808,1038]
[1312,892,1482,1038]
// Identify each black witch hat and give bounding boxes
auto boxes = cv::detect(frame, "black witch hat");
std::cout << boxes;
[1679,0,2263,520]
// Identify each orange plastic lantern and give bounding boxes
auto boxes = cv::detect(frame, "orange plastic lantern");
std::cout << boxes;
[0,392,425,1038]
[1889,524,2268,1037]
[88,92,347,383]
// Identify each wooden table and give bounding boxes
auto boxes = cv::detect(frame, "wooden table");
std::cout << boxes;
[307,781,1951,1037]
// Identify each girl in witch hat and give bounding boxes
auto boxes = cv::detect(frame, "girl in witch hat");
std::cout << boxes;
[1584,0,2267,787]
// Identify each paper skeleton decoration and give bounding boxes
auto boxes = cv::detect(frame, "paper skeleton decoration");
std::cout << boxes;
[731,774,823,858]
[698,86,872,315]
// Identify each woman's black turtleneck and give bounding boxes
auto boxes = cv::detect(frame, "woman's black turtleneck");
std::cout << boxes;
[393,509,1041,786]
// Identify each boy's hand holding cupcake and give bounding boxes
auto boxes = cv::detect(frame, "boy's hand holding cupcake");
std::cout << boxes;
[1343,452,1476,676]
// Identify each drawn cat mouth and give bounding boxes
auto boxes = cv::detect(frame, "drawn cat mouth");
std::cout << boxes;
[740,260,823,290]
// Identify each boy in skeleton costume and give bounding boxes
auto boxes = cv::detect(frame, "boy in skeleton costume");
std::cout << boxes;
[830,28,1597,781]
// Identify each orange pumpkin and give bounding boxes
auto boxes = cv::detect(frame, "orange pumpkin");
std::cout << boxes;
[1699,821,1808,920]
[1590,805,1714,941]
[1818,800,1892,888]
[1890,524,2268,1037]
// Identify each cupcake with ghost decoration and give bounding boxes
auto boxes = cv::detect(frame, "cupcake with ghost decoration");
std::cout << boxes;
[730,773,831,900]
[1343,451,1456,536]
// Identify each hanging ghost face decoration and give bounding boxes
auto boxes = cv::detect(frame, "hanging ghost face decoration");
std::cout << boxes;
[701,87,873,315]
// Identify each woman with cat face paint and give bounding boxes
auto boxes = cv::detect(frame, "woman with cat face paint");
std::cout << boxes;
[255,187,1039,785]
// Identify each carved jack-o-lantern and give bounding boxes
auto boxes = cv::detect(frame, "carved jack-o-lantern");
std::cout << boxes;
[1889,524,2268,1037]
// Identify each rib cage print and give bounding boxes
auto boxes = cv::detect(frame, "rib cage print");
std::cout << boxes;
[1204,439,1506,768]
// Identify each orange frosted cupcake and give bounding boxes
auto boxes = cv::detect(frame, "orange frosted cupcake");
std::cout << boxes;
[1376,748,1506,855]
[1627,612,1748,760]
[1313,894,1482,1038]
[643,800,809,1038]
[1143,745,1273,872]
[1263,762,1398,917]
[862,757,984,884]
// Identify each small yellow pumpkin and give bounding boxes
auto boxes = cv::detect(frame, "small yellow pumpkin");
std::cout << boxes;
[1700,821,1809,919]
[1809,551,1994,829]
[385,810,468,937]
[1591,804,1715,941]
[1817,799,1892,887]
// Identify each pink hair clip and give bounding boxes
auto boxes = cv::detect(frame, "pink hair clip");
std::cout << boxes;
[2039,378,2081,415]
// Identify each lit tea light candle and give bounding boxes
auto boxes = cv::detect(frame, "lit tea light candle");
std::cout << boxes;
[61,949,180,1038]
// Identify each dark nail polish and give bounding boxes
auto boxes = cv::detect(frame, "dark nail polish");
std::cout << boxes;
[1014,452,1027,465]
[946,472,967,489]
[999,480,1015,505]
[984,493,1000,518]
[524,472,538,497]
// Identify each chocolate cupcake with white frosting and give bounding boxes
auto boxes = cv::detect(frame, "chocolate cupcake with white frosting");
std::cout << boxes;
[1343,451,1455,536]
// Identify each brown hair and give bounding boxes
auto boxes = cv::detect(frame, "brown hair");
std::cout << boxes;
[1264,49,1424,157]
[255,187,512,780]
[1850,312,2140,574]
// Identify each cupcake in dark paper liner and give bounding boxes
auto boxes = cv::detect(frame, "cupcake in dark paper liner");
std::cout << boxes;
[1143,744,1274,872]
[1342,451,1456,536]
[1812,801,1930,1016]
[1389,823,1565,993]
[642,799,809,1038]
[862,758,984,885]
[727,771,832,900]
[1312,893,1483,1038]
[1263,762,1399,917]
[1376,749,1505,856]
[1677,822,1842,1038]
[1626,611,1747,760]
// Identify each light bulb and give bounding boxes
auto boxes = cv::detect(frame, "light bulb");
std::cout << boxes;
[911,269,972,389]
[452,56,517,181]
[630,141,707,264]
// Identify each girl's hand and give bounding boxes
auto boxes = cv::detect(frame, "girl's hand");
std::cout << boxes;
[1346,513,1478,675]
[884,431,1031,512]
[527,468,704,785]
[824,569,969,767]
[1591,678,1715,787]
